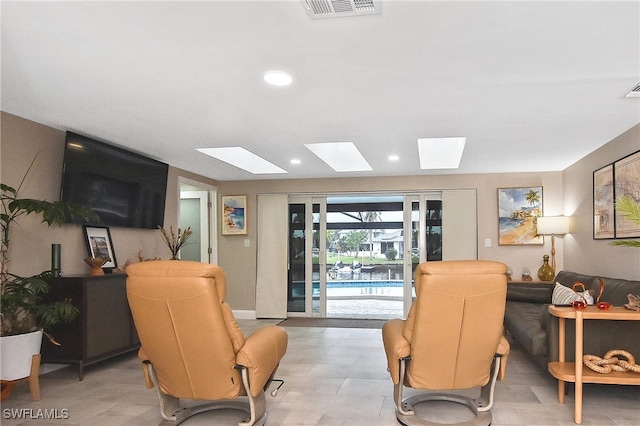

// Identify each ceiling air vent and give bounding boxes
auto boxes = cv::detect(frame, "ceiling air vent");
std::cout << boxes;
[623,82,640,98]
[302,0,382,19]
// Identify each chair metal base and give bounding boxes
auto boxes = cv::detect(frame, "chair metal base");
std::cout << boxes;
[395,393,492,426]
[149,363,267,426]
[393,356,501,426]
[157,398,267,426]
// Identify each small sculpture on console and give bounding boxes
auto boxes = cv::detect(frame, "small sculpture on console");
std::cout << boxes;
[625,293,640,311]
[84,257,110,276]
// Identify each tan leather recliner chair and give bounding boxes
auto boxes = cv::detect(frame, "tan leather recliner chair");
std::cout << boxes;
[382,260,510,426]
[126,260,288,426]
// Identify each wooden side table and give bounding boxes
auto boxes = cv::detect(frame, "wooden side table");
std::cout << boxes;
[547,305,640,424]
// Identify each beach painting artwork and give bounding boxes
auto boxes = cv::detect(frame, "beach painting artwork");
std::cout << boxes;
[498,187,543,245]
[222,195,247,235]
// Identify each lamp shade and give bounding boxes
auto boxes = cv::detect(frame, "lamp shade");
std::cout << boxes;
[536,216,570,235]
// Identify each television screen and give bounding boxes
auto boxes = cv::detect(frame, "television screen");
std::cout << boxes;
[60,132,169,229]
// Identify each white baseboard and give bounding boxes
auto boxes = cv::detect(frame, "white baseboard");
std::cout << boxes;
[232,310,256,319]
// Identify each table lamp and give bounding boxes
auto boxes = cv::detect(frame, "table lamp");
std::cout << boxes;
[536,216,570,272]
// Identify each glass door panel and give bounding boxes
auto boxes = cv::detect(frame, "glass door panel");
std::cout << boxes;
[404,195,442,314]
[312,201,322,315]
[287,203,306,313]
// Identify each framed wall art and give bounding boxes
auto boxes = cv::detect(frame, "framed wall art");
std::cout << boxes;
[221,195,247,235]
[82,225,117,269]
[498,186,543,245]
[593,164,615,239]
[614,150,640,238]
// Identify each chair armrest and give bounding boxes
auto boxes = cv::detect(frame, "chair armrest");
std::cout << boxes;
[382,319,411,385]
[236,326,288,397]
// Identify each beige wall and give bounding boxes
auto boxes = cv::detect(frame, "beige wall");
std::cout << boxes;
[2,111,638,312]
[0,112,218,278]
[217,169,566,309]
[562,124,640,280]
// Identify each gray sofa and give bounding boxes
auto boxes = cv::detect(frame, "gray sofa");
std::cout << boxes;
[504,271,640,371]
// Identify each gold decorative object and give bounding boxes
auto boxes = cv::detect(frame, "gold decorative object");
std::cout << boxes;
[536,216,571,271]
[158,226,192,260]
[84,257,109,275]
[537,254,555,281]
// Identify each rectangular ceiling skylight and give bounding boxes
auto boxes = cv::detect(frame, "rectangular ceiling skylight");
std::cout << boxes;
[197,147,287,174]
[305,142,372,172]
[417,137,466,169]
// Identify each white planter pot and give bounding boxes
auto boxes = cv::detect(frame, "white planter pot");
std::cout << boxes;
[0,330,43,381]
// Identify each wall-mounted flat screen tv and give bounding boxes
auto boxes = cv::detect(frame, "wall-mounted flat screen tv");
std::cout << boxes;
[60,132,169,229]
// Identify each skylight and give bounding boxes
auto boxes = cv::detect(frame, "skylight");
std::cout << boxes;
[197,147,287,174]
[417,137,466,169]
[304,142,372,172]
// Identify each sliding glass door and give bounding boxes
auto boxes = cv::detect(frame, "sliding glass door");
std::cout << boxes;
[288,193,441,319]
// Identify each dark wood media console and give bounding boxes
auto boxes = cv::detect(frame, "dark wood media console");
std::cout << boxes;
[41,274,139,380]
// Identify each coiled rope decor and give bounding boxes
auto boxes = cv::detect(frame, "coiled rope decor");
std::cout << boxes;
[583,350,640,374]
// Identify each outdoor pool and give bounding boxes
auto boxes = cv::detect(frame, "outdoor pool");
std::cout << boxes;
[316,280,404,298]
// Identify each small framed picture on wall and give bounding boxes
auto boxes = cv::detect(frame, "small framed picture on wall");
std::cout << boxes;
[221,195,247,235]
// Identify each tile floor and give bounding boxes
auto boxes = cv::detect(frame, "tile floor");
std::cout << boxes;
[2,320,639,425]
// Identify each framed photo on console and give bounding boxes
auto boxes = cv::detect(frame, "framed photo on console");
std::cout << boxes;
[82,225,117,270]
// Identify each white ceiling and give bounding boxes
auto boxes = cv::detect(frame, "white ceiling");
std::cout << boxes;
[2,1,639,181]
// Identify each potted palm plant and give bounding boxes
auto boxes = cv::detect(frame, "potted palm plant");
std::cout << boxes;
[1,154,96,386]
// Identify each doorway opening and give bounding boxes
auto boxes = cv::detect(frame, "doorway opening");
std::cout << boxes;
[287,193,441,319]
[178,177,217,264]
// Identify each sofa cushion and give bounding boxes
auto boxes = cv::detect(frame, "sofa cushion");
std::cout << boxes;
[504,301,547,356]
[506,283,554,303]
[552,283,594,305]
[599,276,640,305]
[555,271,640,305]
[539,304,549,329]
[554,271,599,292]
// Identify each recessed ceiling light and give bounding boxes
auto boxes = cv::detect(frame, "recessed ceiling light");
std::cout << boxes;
[417,137,466,169]
[264,71,292,86]
[305,142,372,172]
[290,158,301,165]
[197,147,287,174]
[388,154,399,161]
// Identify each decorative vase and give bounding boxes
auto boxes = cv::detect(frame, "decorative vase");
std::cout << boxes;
[537,254,555,281]
[84,257,109,275]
